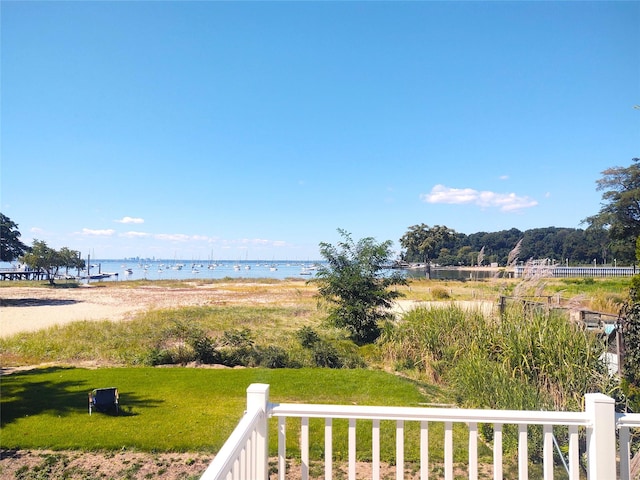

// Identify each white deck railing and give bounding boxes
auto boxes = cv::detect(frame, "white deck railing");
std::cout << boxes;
[201,384,639,480]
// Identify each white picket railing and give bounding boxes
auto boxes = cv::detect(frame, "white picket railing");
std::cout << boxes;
[200,384,269,480]
[202,384,639,480]
[618,411,640,480]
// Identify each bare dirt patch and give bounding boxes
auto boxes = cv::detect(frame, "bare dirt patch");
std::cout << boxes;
[0,449,213,480]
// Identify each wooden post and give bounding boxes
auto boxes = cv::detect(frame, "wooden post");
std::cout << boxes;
[247,383,270,480]
[585,393,616,479]
[617,318,625,377]
[499,296,506,316]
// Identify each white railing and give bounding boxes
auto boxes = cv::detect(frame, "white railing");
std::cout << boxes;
[202,384,639,480]
[618,411,640,480]
[200,384,269,480]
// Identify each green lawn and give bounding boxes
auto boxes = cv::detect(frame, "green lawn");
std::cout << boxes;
[2,367,482,463]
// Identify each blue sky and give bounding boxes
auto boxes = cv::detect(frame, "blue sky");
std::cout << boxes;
[2,1,638,260]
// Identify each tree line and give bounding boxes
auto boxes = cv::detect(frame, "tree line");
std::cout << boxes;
[398,224,633,267]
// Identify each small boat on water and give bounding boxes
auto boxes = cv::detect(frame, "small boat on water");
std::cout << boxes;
[83,272,117,280]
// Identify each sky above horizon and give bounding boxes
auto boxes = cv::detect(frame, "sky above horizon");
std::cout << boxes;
[2,1,639,260]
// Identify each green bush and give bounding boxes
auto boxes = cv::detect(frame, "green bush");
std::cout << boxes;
[190,334,220,364]
[297,326,321,348]
[430,287,451,300]
[257,345,294,368]
[145,347,176,366]
[296,326,364,369]
[312,342,343,368]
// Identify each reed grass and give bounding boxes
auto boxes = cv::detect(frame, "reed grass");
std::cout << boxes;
[380,303,609,412]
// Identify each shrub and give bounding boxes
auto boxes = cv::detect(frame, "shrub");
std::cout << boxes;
[312,342,343,368]
[296,326,364,368]
[430,287,451,300]
[257,345,292,368]
[145,348,175,366]
[190,334,220,364]
[297,326,321,348]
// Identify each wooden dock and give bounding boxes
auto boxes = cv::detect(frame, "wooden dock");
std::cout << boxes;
[0,269,47,281]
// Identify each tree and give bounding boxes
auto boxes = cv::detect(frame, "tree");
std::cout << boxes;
[313,229,407,344]
[399,224,457,264]
[21,240,83,285]
[584,158,640,249]
[1,213,29,262]
[59,247,86,276]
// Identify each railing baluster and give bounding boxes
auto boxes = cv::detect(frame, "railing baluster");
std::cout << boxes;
[349,418,356,480]
[568,425,579,480]
[325,418,333,480]
[372,419,380,480]
[469,422,478,480]
[444,421,453,480]
[240,444,246,480]
[278,417,286,480]
[232,458,239,480]
[420,421,428,480]
[518,424,528,480]
[249,431,255,480]
[493,423,502,480]
[301,417,309,480]
[543,424,553,480]
[396,420,405,480]
[619,425,631,480]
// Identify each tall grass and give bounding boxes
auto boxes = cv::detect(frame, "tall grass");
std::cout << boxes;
[380,304,609,412]
[379,303,612,464]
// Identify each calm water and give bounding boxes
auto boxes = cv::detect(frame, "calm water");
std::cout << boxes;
[1,259,495,282]
[72,260,323,282]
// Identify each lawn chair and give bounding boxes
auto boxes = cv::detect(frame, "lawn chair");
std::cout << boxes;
[88,387,119,415]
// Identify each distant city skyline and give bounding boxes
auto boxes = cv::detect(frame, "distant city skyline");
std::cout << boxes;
[2,1,638,260]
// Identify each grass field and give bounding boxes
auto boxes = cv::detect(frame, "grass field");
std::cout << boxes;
[1,366,471,463]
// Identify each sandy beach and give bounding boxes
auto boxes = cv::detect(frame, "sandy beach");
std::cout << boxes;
[0,281,497,338]
[0,282,310,338]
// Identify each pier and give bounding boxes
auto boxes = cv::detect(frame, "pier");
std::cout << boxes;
[514,265,636,278]
[0,269,47,281]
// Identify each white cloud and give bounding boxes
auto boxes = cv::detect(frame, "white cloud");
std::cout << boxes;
[30,227,45,234]
[155,233,191,242]
[241,238,270,245]
[121,231,150,238]
[499,175,509,180]
[420,184,538,212]
[81,228,116,236]
[116,216,144,224]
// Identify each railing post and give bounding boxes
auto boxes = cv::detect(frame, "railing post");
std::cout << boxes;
[585,393,616,480]
[247,383,270,480]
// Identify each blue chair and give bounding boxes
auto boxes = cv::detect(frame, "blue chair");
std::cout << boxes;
[88,387,119,415]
